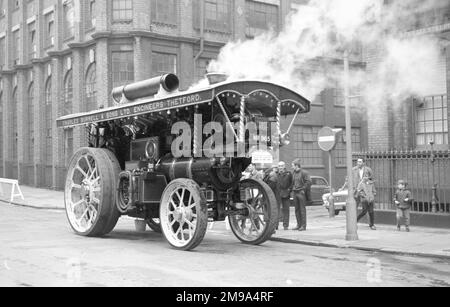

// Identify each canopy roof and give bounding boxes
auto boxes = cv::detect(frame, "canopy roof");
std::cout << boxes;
[57,80,311,129]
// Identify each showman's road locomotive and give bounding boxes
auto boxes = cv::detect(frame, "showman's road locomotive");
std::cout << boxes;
[57,73,311,251]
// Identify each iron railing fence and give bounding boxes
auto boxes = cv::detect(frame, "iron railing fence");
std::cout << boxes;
[354,150,450,214]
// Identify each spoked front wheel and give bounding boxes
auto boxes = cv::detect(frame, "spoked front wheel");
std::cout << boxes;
[65,148,121,237]
[159,179,208,251]
[229,179,278,245]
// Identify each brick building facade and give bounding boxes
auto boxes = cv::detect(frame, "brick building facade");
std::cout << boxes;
[0,0,366,190]
[366,1,450,151]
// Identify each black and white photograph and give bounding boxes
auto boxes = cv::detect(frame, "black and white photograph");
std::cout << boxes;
[0,0,449,291]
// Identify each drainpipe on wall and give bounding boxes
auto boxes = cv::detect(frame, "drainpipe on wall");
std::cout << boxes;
[194,0,205,79]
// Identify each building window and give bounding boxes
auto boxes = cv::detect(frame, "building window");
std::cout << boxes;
[245,0,279,38]
[151,0,177,25]
[333,86,344,106]
[195,58,210,82]
[151,52,176,77]
[65,129,74,165]
[112,0,133,22]
[44,78,53,163]
[12,88,18,159]
[415,95,448,146]
[0,92,3,162]
[335,128,361,167]
[63,0,75,39]
[85,63,97,111]
[28,83,34,163]
[44,12,55,48]
[12,30,19,65]
[293,126,324,167]
[112,50,134,88]
[63,70,73,116]
[86,0,96,29]
[194,0,232,32]
[28,22,36,60]
[0,37,5,69]
[205,0,232,31]
[64,70,74,163]
[0,0,5,17]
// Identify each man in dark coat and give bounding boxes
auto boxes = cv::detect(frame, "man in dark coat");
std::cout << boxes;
[277,162,293,230]
[291,159,312,231]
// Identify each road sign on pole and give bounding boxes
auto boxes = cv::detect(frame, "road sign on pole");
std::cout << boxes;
[318,127,338,152]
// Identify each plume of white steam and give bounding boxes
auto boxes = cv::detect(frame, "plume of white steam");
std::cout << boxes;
[205,0,445,106]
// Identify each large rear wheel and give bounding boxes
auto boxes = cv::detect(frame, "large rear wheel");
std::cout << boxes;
[160,179,208,251]
[229,179,278,245]
[65,148,121,237]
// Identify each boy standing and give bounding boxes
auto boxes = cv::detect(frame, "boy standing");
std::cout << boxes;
[394,180,413,232]
[356,175,377,230]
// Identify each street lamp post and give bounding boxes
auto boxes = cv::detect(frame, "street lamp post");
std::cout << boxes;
[344,50,359,241]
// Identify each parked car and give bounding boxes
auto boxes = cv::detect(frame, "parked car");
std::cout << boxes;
[322,190,348,215]
[290,176,331,206]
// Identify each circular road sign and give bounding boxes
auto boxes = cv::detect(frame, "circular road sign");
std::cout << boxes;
[318,127,337,152]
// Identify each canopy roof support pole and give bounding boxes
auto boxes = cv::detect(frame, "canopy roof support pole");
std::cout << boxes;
[215,95,239,141]
[239,96,247,144]
[286,107,301,135]
[276,100,282,137]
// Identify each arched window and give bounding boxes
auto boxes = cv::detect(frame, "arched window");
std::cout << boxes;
[63,70,73,116]
[85,63,97,111]
[44,78,53,163]
[0,91,3,163]
[63,70,74,162]
[12,88,18,159]
[28,83,35,163]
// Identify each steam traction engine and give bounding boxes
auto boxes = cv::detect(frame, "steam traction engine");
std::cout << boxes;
[57,73,311,251]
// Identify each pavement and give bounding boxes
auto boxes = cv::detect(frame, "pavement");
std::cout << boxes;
[1,183,450,260]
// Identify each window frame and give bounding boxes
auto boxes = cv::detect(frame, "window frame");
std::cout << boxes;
[193,0,232,33]
[63,0,75,40]
[245,0,279,38]
[63,69,73,116]
[151,52,177,77]
[12,87,18,159]
[27,82,35,163]
[414,95,449,148]
[151,0,177,25]
[85,63,97,112]
[293,126,325,168]
[44,12,55,48]
[112,0,133,23]
[44,77,53,164]
[112,50,134,88]
[86,0,97,30]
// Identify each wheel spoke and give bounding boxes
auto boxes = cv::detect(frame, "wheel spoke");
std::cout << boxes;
[255,214,266,227]
[88,166,98,181]
[184,218,195,230]
[180,189,186,207]
[71,199,86,209]
[170,199,178,209]
[71,183,82,190]
[84,156,94,176]
[76,166,88,179]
